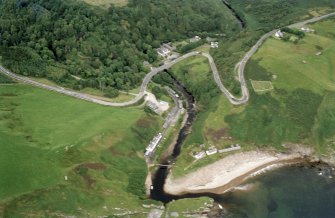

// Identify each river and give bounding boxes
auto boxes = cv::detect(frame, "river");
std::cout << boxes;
[150,71,198,202]
[222,0,246,29]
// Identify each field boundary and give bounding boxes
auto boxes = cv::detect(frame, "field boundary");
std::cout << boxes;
[251,80,274,92]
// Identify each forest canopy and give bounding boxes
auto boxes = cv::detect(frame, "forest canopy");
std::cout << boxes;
[0,0,237,91]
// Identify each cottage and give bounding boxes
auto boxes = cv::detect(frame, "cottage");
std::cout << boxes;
[190,36,201,43]
[206,146,218,155]
[147,101,158,111]
[275,30,284,38]
[157,47,171,57]
[145,133,163,155]
[194,151,206,159]
[218,144,241,153]
[210,41,219,48]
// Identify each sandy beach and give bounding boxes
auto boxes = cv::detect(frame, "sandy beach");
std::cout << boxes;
[164,149,310,195]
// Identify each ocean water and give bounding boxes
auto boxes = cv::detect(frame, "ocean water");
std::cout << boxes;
[218,165,335,218]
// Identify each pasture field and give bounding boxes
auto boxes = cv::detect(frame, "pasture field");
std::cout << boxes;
[171,56,212,88]
[172,18,335,177]
[0,84,161,217]
[250,33,335,94]
[233,17,335,148]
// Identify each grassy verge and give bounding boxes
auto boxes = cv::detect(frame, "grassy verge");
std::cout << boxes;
[0,74,14,84]
[29,77,137,103]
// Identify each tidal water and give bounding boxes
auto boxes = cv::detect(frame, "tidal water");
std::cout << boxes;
[217,165,335,218]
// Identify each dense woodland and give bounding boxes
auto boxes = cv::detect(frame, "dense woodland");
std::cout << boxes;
[230,0,335,30]
[0,0,236,92]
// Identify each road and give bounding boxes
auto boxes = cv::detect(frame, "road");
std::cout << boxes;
[1,12,335,106]
[230,11,335,105]
[0,51,199,107]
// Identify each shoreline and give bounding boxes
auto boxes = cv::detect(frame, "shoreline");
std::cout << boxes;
[164,147,319,196]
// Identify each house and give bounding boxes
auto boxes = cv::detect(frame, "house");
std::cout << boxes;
[194,151,206,160]
[162,43,175,51]
[206,146,218,155]
[210,41,219,48]
[157,43,176,57]
[190,36,201,43]
[218,144,241,153]
[157,47,171,57]
[275,30,284,38]
[145,133,163,155]
[147,101,158,111]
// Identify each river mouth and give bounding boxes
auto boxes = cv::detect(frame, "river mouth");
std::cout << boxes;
[150,71,196,203]
[150,71,223,203]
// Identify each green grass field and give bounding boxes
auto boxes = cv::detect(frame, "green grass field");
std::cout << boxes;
[251,34,335,94]
[172,17,335,177]
[231,18,335,148]
[0,84,162,217]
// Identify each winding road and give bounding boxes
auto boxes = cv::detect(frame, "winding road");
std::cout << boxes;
[1,12,335,106]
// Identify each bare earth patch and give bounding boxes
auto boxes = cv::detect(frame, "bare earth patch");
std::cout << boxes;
[207,128,229,142]
[136,117,155,128]
[75,163,107,188]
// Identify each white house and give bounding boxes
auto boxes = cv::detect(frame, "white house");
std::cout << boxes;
[157,47,171,57]
[206,146,218,155]
[194,151,206,159]
[275,30,284,38]
[190,36,201,43]
[210,41,219,48]
[145,133,163,155]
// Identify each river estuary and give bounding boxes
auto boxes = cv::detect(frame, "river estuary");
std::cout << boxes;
[149,72,335,217]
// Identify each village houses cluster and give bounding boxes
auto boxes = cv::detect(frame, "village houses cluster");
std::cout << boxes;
[192,144,241,160]
[157,36,220,58]
[275,26,315,39]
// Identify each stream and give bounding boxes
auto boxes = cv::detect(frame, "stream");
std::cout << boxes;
[222,0,246,29]
[150,71,221,203]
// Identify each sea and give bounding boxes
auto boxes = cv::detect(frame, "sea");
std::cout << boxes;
[217,165,335,218]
